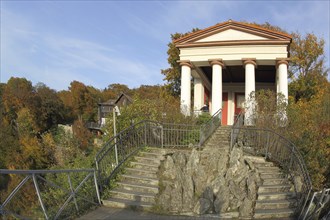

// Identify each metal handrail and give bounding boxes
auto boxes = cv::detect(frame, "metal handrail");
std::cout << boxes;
[230,110,244,149]
[95,109,224,192]
[199,108,222,146]
[231,125,313,217]
[0,169,101,219]
[95,120,203,191]
[303,188,330,220]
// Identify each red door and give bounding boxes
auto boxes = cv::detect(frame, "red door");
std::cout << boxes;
[235,93,245,116]
[222,93,228,125]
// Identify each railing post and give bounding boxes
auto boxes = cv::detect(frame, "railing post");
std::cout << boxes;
[32,174,49,220]
[144,122,147,146]
[93,170,101,205]
[67,174,79,212]
[94,158,103,193]
[289,146,294,172]
[265,132,270,159]
[161,125,164,148]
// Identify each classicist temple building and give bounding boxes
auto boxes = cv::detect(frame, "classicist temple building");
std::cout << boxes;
[175,20,291,125]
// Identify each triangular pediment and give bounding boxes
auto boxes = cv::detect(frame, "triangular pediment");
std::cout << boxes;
[196,28,269,42]
[175,20,291,47]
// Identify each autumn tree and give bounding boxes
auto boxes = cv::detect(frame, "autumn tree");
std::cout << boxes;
[69,81,99,122]
[2,77,35,124]
[289,32,329,101]
[107,83,131,97]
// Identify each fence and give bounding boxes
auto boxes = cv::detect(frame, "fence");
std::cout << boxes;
[302,188,330,220]
[1,110,223,218]
[95,110,222,193]
[0,169,100,219]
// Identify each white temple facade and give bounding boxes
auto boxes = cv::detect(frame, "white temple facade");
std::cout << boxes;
[175,20,291,125]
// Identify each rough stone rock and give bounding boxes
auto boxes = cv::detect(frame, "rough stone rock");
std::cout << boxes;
[211,176,226,195]
[162,155,176,180]
[239,197,253,217]
[157,144,258,217]
[244,158,255,170]
[192,166,207,197]
[214,188,230,213]
[247,172,258,200]
[172,152,187,169]
[182,174,195,211]
[158,184,172,211]
[228,180,245,201]
[194,198,212,214]
[170,184,183,212]
[202,186,214,201]
[186,149,200,174]
[229,197,241,211]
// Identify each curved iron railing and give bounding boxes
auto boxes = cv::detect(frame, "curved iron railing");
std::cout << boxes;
[229,110,315,218]
[95,111,222,193]
[231,126,313,218]
[0,169,100,219]
[1,111,222,219]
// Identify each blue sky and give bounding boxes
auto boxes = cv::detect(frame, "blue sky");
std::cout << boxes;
[1,1,329,91]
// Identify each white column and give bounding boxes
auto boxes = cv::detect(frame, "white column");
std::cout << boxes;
[180,61,192,116]
[243,59,256,126]
[209,59,224,115]
[194,77,204,114]
[277,59,289,102]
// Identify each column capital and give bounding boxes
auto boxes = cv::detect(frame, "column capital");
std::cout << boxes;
[178,60,193,68]
[208,59,225,68]
[276,58,290,68]
[242,58,257,68]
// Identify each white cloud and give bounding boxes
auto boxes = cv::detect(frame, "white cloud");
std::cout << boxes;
[0,7,164,90]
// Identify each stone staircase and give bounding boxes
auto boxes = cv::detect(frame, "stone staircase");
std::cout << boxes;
[203,126,231,151]
[247,156,297,219]
[102,147,165,211]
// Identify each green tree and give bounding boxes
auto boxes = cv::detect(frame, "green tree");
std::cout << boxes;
[35,83,65,132]
[161,29,199,96]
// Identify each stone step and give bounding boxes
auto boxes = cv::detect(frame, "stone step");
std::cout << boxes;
[260,172,286,179]
[258,192,296,200]
[138,151,165,159]
[102,197,153,211]
[255,165,281,172]
[144,147,166,154]
[262,178,289,185]
[134,156,161,166]
[244,155,266,163]
[255,199,297,209]
[258,184,292,193]
[121,174,159,185]
[130,161,159,171]
[119,181,159,194]
[254,208,295,219]
[254,162,275,167]
[109,188,156,203]
[125,167,158,179]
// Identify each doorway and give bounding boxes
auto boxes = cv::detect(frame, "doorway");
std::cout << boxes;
[222,92,228,125]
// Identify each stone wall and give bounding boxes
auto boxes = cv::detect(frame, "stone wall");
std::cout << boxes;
[156,145,261,218]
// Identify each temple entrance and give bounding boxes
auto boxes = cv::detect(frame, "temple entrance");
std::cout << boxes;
[222,93,228,125]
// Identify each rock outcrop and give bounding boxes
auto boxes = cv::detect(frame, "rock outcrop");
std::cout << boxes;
[157,144,261,218]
